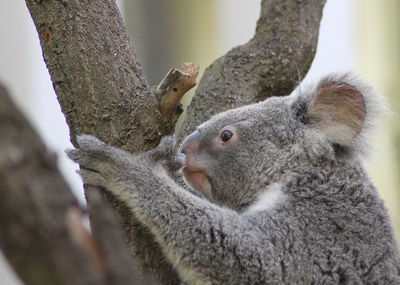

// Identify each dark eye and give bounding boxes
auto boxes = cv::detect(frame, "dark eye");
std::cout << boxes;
[220,130,233,142]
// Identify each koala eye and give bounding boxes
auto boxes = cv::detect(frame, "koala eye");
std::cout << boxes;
[217,125,237,146]
[220,130,233,142]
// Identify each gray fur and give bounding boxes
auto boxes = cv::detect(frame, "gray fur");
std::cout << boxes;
[67,73,400,284]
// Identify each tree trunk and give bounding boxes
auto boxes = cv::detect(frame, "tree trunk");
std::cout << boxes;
[1,81,160,284]
[0,84,101,285]
[1,0,327,284]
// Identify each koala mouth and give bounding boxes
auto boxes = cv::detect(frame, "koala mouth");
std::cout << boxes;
[183,167,213,199]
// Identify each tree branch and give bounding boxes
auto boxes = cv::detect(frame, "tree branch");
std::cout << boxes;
[0,83,158,285]
[178,0,326,139]
[85,188,158,285]
[26,0,184,280]
[25,0,183,283]
[0,84,102,285]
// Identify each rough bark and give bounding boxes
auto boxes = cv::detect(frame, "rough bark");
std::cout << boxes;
[0,84,158,285]
[86,189,158,285]
[178,0,326,139]
[25,0,182,283]
[20,0,326,284]
[0,84,102,285]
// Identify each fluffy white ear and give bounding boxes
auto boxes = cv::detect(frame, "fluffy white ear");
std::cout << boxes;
[306,74,367,146]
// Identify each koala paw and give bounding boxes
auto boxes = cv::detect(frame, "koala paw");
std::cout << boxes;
[66,134,133,189]
[147,135,176,160]
[145,135,185,172]
[67,134,184,190]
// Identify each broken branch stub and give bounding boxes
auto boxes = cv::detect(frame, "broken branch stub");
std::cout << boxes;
[156,63,199,121]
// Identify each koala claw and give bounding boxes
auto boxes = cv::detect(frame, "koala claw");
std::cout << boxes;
[171,153,186,170]
[75,134,109,152]
[151,135,176,155]
[66,148,97,169]
[65,148,85,162]
[159,135,176,150]
[145,135,178,163]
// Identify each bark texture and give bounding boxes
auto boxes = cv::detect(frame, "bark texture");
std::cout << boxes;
[0,85,156,285]
[0,84,102,285]
[178,0,326,139]
[25,0,182,283]
[16,0,326,284]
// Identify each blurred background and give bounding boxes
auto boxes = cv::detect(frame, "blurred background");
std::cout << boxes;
[0,1,399,284]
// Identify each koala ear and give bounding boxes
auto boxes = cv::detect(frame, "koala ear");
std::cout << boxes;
[305,74,368,145]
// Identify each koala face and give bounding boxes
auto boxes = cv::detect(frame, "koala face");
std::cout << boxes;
[179,74,375,211]
[179,97,299,210]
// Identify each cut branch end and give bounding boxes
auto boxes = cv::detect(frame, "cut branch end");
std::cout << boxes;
[156,62,199,121]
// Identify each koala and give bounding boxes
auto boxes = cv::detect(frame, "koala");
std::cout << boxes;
[67,73,400,284]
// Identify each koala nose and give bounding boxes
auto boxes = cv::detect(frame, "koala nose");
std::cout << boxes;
[179,131,201,156]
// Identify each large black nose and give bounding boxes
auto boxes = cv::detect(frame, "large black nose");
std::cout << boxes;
[179,131,201,155]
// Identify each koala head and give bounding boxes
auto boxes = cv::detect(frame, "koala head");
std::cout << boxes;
[179,74,381,210]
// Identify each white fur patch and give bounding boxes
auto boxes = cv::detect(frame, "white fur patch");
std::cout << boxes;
[245,183,285,213]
